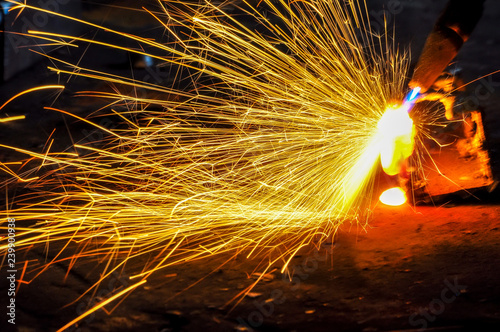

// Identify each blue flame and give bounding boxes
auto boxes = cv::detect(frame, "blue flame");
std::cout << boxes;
[402,87,421,113]
[406,87,421,103]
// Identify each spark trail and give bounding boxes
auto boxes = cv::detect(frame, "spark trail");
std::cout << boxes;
[1,0,413,326]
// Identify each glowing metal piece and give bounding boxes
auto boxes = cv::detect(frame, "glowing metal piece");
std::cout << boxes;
[379,187,407,206]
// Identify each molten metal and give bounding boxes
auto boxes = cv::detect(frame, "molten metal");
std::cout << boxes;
[380,187,407,206]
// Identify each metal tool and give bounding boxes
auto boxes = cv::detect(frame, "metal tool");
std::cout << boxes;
[409,0,485,93]
[407,0,494,203]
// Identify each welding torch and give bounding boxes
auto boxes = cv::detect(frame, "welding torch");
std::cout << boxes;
[379,0,486,202]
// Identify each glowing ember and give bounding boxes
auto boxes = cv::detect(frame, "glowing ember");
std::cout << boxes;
[378,103,416,176]
[0,115,25,123]
[379,187,407,206]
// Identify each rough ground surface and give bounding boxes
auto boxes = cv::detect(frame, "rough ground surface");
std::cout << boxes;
[1,1,500,331]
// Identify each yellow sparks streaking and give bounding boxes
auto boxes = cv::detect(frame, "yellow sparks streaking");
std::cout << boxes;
[56,279,147,332]
[1,0,413,325]
[0,85,64,110]
[0,115,25,123]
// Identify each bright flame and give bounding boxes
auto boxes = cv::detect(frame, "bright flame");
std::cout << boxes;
[379,187,407,206]
[378,103,415,176]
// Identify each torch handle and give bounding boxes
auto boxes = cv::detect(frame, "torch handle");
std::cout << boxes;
[409,0,485,93]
